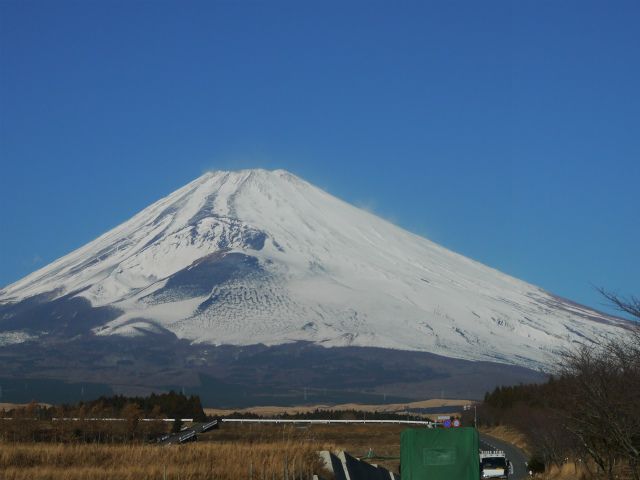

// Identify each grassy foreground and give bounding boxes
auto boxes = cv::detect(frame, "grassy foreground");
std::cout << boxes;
[0,422,406,479]
[0,442,327,480]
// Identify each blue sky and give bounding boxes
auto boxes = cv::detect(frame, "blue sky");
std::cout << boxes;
[1,0,638,316]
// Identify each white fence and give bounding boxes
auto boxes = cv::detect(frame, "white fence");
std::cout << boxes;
[221,418,433,426]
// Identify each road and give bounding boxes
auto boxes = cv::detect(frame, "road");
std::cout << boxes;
[480,433,529,480]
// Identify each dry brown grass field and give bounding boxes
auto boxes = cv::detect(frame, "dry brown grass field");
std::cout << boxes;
[0,441,327,480]
[0,402,51,410]
[203,422,405,470]
[204,398,470,417]
[535,461,635,480]
[537,463,590,480]
[0,422,408,479]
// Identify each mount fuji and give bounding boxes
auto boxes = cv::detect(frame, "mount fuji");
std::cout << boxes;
[0,169,630,404]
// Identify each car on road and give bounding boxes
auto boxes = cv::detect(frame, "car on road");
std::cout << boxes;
[480,450,513,479]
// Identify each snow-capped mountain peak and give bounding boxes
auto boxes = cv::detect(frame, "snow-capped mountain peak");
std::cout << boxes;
[0,169,629,371]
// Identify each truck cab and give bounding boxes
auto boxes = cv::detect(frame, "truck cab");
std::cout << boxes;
[480,450,511,479]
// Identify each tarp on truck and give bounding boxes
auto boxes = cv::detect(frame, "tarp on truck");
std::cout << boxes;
[400,427,479,480]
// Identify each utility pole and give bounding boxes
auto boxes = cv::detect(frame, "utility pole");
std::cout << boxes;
[464,404,477,428]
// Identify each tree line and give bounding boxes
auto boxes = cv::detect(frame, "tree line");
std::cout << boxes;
[223,408,429,421]
[75,390,206,420]
[0,391,205,443]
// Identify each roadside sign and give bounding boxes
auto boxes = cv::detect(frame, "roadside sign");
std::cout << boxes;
[437,415,450,421]
[453,419,461,428]
[443,419,452,428]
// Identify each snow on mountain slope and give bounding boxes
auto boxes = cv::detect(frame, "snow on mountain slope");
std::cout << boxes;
[0,169,629,369]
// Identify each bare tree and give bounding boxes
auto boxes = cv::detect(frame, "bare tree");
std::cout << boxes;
[561,345,623,479]
[121,403,143,441]
[559,288,640,479]
[597,287,640,320]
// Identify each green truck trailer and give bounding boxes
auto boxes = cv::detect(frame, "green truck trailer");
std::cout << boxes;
[400,427,480,480]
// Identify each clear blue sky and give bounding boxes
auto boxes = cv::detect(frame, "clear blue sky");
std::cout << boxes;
[1,0,638,316]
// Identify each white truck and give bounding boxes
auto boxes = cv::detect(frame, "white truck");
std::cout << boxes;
[480,450,512,479]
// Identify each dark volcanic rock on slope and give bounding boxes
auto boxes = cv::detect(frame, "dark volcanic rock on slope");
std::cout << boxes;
[0,334,545,405]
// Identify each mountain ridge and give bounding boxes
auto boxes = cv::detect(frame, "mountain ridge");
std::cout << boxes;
[0,169,630,375]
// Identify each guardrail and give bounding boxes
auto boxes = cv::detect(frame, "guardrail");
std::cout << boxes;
[49,418,194,422]
[177,431,196,443]
[221,418,433,426]
[198,419,219,432]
